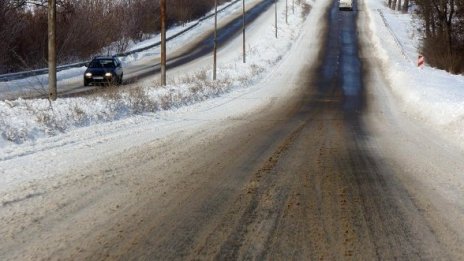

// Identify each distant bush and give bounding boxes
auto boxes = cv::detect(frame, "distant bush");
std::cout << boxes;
[422,37,464,74]
[0,0,228,74]
[413,0,464,74]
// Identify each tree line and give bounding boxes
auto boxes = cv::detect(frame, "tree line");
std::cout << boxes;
[0,0,227,74]
[415,0,464,73]
[388,0,464,73]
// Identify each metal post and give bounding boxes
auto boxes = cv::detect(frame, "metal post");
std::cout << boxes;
[213,0,218,80]
[243,0,246,63]
[48,0,57,101]
[160,0,167,86]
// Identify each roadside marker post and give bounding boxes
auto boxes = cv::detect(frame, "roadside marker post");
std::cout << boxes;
[417,54,425,69]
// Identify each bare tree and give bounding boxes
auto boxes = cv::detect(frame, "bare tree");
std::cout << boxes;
[415,0,464,73]
[0,1,24,73]
[434,0,456,54]
[402,0,409,13]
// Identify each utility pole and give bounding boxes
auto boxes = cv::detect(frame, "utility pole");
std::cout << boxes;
[48,0,57,101]
[243,0,246,63]
[275,0,278,38]
[286,0,288,24]
[160,0,167,86]
[213,0,218,80]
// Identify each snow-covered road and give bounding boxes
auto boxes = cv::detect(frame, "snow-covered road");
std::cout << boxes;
[0,0,463,259]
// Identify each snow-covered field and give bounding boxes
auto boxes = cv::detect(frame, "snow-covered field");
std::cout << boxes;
[0,0,463,203]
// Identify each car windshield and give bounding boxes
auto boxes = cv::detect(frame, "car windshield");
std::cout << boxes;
[89,59,115,68]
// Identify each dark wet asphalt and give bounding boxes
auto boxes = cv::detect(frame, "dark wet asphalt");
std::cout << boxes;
[316,0,363,113]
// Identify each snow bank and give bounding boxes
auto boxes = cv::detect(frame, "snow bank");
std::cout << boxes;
[363,0,464,146]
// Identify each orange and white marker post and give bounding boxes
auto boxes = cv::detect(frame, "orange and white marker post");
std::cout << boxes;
[417,54,425,68]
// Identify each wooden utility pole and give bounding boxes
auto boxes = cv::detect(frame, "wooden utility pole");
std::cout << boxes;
[275,0,278,38]
[213,0,218,80]
[243,0,246,63]
[286,0,288,24]
[160,0,167,86]
[48,0,57,101]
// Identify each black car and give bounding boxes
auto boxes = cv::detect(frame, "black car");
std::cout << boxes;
[84,56,123,86]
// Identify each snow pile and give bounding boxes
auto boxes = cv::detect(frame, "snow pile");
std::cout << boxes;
[363,0,464,145]
[0,1,310,149]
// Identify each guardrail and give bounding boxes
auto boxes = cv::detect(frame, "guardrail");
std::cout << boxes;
[0,62,88,82]
[0,0,241,82]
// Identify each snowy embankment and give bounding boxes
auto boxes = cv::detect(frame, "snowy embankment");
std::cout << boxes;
[0,1,311,149]
[364,0,464,147]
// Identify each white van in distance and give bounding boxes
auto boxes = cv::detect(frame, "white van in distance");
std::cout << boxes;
[339,0,353,10]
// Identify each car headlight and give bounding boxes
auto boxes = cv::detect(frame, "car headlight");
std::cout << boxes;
[85,72,92,78]
[105,72,112,77]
